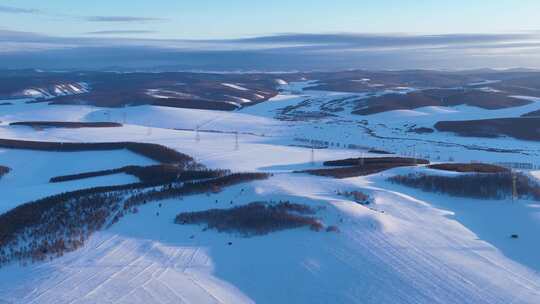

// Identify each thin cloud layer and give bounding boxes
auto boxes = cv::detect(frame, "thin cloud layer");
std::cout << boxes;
[5,31,536,51]
[0,5,39,14]
[85,30,157,35]
[0,30,539,70]
[230,33,534,46]
[85,16,166,22]
[0,5,163,24]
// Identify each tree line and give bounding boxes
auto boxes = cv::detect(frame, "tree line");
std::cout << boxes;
[50,165,229,184]
[389,172,540,200]
[0,166,9,179]
[0,171,270,266]
[0,138,198,167]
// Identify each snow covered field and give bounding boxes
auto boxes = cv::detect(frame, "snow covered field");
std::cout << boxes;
[0,148,156,212]
[1,80,540,303]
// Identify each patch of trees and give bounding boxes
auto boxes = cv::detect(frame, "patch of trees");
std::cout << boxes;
[388,172,540,200]
[123,166,228,184]
[300,165,406,179]
[0,189,125,265]
[50,165,229,184]
[7,70,286,110]
[522,109,540,117]
[324,157,428,167]
[0,138,197,166]
[367,149,393,155]
[338,190,371,205]
[428,163,509,173]
[10,121,122,129]
[490,76,540,98]
[153,99,240,111]
[408,127,434,134]
[175,201,324,237]
[0,166,10,179]
[353,89,530,115]
[434,117,540,141]
[0,171,269,266]
[49,167,127,183]
[299,157,429,179]
[123,173,270,209]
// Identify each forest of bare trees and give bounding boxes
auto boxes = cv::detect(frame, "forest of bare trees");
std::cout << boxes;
[175,201,324,236]
[50,165,229,184]
[0,171,270,266]
[0,139,199,167]
[389,172,540,200]
[0,166,9,179]
[300,157,429,178]
[0,137,272,266]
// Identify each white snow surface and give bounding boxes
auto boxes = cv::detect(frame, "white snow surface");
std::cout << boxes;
[2,174,540,303]
[0,148,157,212]
[146,89,195,99]
[221,83,249,91]
[1,81,540,303]
[20,82,89,99]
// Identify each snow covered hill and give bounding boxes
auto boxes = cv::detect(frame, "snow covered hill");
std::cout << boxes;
[1,71,540,303]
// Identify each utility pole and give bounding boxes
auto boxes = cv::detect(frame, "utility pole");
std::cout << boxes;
[234,131,239,151]
[310,143,315,166]
[195,125,200,143]
[360,152,365,166]
[512,171,518,202]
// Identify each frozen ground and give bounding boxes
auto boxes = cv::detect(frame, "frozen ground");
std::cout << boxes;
[1,81,540,303]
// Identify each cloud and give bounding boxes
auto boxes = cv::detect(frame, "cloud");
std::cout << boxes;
[0,6,164,25]
[223,33,538,50]
[1,30,538,52]
[0,5,39,14]
[233,33,532,44]
[85,30,157,35]
[0,29,42,39]
[0,30,539,70]
[85,16,166,23]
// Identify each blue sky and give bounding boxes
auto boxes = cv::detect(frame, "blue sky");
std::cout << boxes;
[1,1,540,70]
[2,0,540,39]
